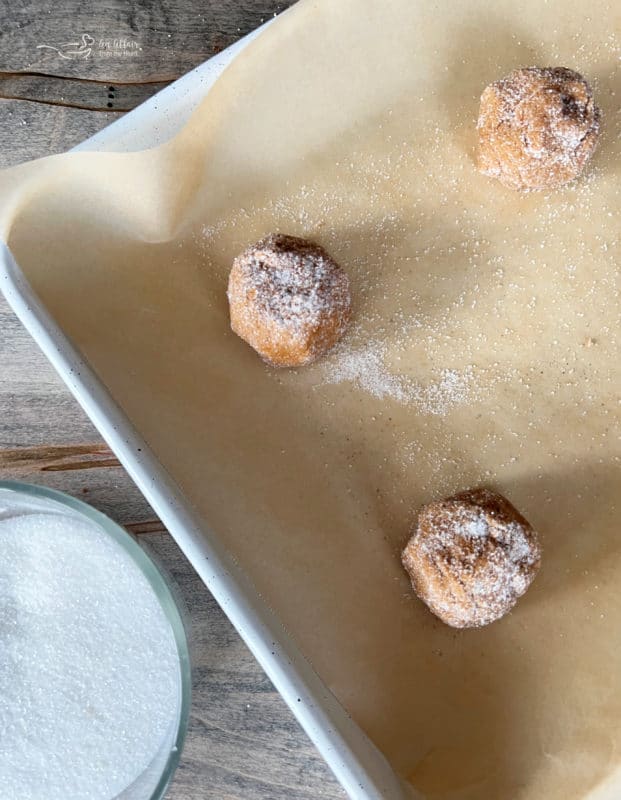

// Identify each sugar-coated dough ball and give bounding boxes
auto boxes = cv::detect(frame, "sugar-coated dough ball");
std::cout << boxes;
[402,488,541,628]
[227,234,351,368]
[477,67,601,190]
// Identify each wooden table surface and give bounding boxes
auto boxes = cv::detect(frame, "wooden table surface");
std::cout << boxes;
[0,2,344,797]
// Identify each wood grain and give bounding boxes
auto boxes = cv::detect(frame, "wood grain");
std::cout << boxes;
[0,99,120,167]
[0,442,121,474]
[0,1,344,798]
[0,1,296,82]
[0,73,169,111]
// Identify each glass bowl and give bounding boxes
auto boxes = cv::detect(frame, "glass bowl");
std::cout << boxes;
[0,479,192,800]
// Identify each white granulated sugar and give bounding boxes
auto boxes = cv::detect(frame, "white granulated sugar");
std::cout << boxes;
[464,514,489,538]
[505,522,536,563]
[402,440,423,464]
[420,367,477,415]
[322,339,412,403]
[0,504,180,800]
[321,337,478,415]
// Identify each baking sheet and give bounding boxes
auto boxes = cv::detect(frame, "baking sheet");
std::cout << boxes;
[1,1,620,798]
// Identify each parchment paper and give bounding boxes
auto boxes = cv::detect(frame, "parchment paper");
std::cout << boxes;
[1,1,620,797]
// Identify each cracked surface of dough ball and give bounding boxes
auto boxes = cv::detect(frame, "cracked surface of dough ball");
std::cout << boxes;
[402,488,541,628]
[227,234,351,368]
[477,66,601,190]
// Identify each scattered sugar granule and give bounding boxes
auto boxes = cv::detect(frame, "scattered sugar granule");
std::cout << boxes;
[321,338,477,415]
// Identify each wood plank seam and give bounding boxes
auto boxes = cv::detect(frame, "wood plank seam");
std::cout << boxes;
[0,443,121,475]
[0,70,176,87]
[0,95,125,113]
[125,519,168,535]
[0,74,172,112]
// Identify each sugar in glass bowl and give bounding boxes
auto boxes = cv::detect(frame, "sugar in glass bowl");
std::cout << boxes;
[0,481,191,800]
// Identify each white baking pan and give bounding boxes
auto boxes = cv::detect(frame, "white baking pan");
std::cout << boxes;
[0,18,411,800]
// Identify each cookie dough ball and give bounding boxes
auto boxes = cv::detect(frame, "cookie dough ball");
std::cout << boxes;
[227,234,351,367]
[477,67,601,190]
[402,488,541,628]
